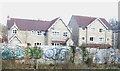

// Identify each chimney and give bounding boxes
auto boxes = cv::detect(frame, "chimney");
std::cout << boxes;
[7,16,10,20]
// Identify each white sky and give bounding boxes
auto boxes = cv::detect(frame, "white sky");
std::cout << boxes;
[0,1,118,25]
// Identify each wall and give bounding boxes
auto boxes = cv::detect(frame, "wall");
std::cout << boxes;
[79,19,112,46]
[47,19,71,46]
[2,44,120,64]
[8,30,45,47]
[1,44,83,64]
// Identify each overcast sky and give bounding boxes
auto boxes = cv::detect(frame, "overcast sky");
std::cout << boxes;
[1,2,118,25]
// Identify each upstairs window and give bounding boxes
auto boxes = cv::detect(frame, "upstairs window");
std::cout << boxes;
[37,31,41,35]
[82,37,85,40]
[32,30,36,34]
[91,28,95,31]
[52,31,59,36]
[56,32,59,35]
[82,28,85,30]
[63,32,68,37]
[12,29,17,34]
[99,29,103,32]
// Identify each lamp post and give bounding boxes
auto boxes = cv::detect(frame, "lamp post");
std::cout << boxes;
[113,31,116,64]
[85,27,88,47]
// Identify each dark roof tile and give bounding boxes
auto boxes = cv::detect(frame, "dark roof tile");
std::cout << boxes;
[7,17,59,31]
[72,15,111,29]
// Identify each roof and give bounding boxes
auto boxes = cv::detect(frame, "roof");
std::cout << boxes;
[7,17,59,31]
[72,15,111,29]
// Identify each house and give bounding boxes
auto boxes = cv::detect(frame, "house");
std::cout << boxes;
[68,15,112,48]
[7,16,73,47]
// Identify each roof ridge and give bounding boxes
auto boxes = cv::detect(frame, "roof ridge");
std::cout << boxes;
[7,17,59,31]
[72,15,97,19]
[73,15,108,20]
[51,17,59,21]
[10,17,50,22]
[72,15,111,29]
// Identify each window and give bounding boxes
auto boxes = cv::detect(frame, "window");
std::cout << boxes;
[82,28,85,30]
[55,43,57,46]
[51,43,60,46]
[52,32,54,35]
[32,30,34,33]
[32,30,36,34]
[37,31,41,35]
[55,32,59,35]
[82,37,85,40]
[99,38,103,41]
[107,38,110,41]
[63,32,67,37]
[34,42,41,46]
[90,37,94,41]
[52,43,54,45]
[99,38,104,41]
[52,31,59,36]
[34,43,36,46]
[99,29,103,32]
[12,29,17,34]
[57,43,59,46]
[91,28,95,31]
[37,43,39,45]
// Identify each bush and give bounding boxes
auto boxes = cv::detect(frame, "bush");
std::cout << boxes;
[80,46,88,62]
[32,46,42,59]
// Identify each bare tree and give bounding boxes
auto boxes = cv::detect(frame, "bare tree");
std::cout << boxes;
[1,24,7,36]
[109,18,117,29]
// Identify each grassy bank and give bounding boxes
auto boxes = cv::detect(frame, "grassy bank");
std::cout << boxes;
[2,60,120,69]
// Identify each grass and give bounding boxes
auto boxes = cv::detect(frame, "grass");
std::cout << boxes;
[2,60,120,69]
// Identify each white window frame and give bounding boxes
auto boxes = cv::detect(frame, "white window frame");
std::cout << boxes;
[99,37,104,41]
[82,28,85,30]
[91,28,95,31]
[37,31,42,35]
[51,43,60,46]
[82,37,85,40]
[52,31,59,36]
[90,37,95,41]
[99,28,103,33]
[107,38,110,41]
[34,42,41,47]
[63,32,68,37]
[12,29,17,34]
[31,30,36,34]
